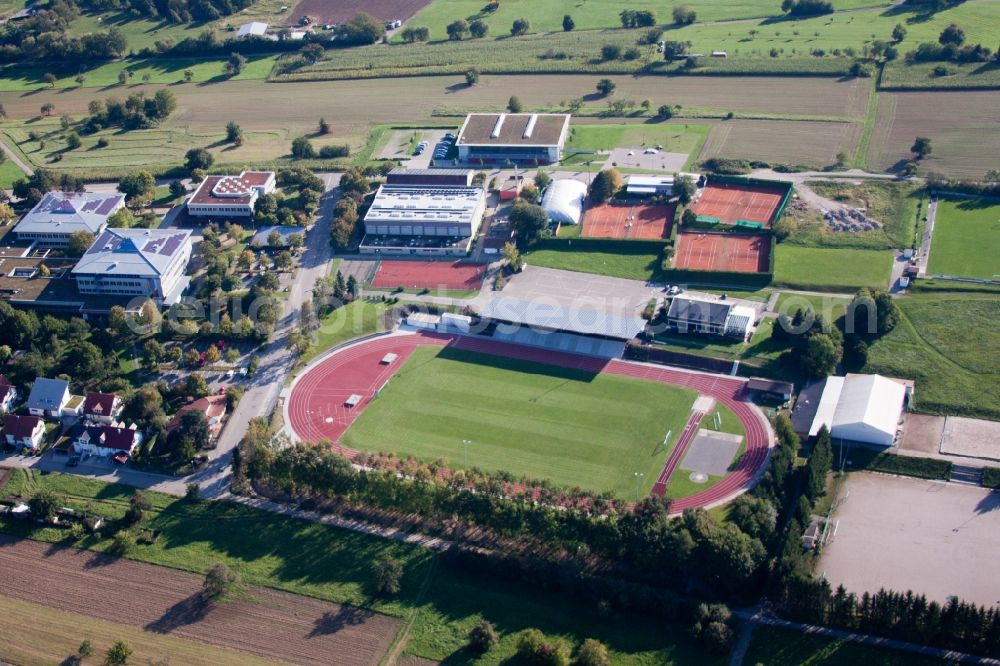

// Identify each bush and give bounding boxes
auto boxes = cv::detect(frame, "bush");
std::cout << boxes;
[511,18,530,36]
[518,629,570,666]
[573,638,611,666]
[468,619,499,653]
[319,144,349,158]
[371,556,403,595]
[203,562,240,599]
[291,136,316,159]
[983,467,1000,489]
[600,44,622,61]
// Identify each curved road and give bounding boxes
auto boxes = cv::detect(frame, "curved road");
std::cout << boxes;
[286,331,773,512]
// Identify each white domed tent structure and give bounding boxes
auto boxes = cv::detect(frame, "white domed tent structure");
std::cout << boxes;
[541,179,587,225]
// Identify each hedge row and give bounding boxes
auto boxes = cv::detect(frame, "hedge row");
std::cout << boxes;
[852,451,953,481]
[982,467,1000,489]
[531,237,670,253]
[660,268,773,288]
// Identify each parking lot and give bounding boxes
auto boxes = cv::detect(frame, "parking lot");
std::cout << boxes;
[607,148,688,171]
[819,472,1000,607]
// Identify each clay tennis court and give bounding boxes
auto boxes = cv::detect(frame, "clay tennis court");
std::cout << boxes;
[674,232,771,273]
[691,182,787,226]
[370,260,484,292]
[581,203,675,239]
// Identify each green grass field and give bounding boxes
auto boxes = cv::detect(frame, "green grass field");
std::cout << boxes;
[773,245,893,290]
[0,55,277,91]
[298,299,389,367]
[0,470,718,665]
[775,292,851,322]
[0,153,26,187]
[927,198,1000,280]
[665,403,745,500]
[524,246,664,281]
[270,0,1000,80]
[865,293,1000,419]
[69,11,209,51]
[744,625,946,665]
[405,0,896,42]
[562,123,708,166]
[341,346,699,497]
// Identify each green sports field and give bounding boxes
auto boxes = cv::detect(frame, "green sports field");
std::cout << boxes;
[341,346,699,497]
[928,198,1000,280]
[773,245,893,291]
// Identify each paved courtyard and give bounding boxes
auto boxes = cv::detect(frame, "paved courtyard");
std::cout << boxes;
[500,265,661,317]
[819,473,1000,607]
[607,148,688,172]
[940,416,1000,461]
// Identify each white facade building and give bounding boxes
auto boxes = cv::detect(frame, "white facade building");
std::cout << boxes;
[13,192,125,247]
[808,374,907,446]
[187,171,276,218]
[72,228,193,305]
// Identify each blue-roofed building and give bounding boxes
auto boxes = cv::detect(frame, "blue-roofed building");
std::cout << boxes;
[13,192,125,247]
[71,228,192,306]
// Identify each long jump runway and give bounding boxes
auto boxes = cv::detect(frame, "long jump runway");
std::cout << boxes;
[287,332,772,512]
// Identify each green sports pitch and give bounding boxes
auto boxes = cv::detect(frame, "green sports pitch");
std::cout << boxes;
[340,346,701,498]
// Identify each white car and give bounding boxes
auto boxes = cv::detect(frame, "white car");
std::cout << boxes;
[627,151,635,156]
[643,148,658,155]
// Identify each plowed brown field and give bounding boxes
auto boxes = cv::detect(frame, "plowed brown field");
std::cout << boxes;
[0,535,400,666]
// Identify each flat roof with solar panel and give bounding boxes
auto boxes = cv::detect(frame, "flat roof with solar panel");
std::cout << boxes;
[14,192,125,239]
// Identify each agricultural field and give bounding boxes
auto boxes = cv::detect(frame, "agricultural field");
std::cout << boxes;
[773,245,893,291]
[865,293,1000,419]
[866,90,1000,178]
[744,625,947,666]
[0,55,278,91]
[698,119,861,168]
[881,61,1000,91]
[0,470,715,666]
[0,595,290,666]
[0,0,26,16]
[927,198,1000,280]
[0,536,399,666]
[786,180,924,249]
[342,346,702,497]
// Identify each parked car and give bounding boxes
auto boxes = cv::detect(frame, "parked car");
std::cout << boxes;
[66,454,80,467]
[111,453,129,465]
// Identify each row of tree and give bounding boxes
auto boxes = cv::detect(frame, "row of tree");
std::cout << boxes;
[0,0,127,63]
[234,434,770,598]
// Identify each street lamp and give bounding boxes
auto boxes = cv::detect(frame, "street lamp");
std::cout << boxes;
[462,439,472,469]
[634,471,644,502]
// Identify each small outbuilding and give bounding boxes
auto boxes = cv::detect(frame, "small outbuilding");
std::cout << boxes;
[236,22,268,38]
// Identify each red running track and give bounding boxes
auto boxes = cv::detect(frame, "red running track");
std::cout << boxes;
[650,410,706,497]
[287,332,772,512]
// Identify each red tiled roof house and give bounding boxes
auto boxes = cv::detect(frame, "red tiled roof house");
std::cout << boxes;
[3,414,44,451]
[83,391,123,425]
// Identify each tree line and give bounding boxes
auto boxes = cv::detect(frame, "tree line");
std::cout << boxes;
[0,0,127,63]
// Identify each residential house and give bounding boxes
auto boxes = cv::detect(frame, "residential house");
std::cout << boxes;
[68,423,142,458]
[0,375,17,413]
[82,392,123,425]
[13,192,125,248]
[71,228,193,306]
[666,295,755,339]
[26,377,70,418]
[167,395,228,442]
[3,414,45,451]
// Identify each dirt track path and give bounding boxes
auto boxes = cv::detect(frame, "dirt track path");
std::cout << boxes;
[0,535,400,666]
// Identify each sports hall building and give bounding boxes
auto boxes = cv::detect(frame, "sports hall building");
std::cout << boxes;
[456,113,571,166]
